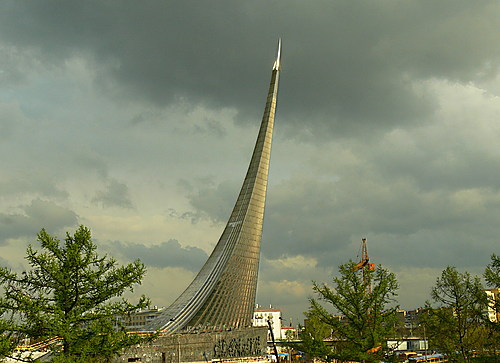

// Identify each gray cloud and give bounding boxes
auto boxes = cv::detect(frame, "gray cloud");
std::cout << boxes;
[266,174,497,269]
[93,179,134,209]
[0,0,498,323]
[259,256,326,284]
[111,239,208,271]
[187,180,238,224]
[0,175,68,199]
[187,126,499,270]
[0,44,41,88]
[0,199,78,245]
[0,256,11,269]
[0,1,497,139]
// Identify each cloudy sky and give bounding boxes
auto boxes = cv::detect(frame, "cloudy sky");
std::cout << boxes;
[0,0,499,324]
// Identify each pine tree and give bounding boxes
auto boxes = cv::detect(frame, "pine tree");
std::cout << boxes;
[0,310,16,360]
[485,254,500,288]
[422,266,487,363]
[483,254,500,360]
[0,225,154,362]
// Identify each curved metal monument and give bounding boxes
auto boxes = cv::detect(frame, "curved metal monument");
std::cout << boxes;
[145,40,281,333]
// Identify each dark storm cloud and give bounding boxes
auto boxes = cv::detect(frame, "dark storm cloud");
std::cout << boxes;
[0,199,78,245]
[0,1,497,138]
[92,179,134,209]
[112,239,208,271]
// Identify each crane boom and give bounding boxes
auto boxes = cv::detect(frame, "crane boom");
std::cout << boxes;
[353,238,375,293]
[353,238,375,271]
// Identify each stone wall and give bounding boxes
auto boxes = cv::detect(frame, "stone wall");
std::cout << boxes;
[114,327,268,363]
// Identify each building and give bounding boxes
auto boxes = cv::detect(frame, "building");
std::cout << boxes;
[144,40,282,334]
[409,353,446,363]
[280,326,298,340]
[485,288,500,322]
[396,308,426,337]
[253,306,282,340]
[387,338,428,351]
[116,307,164,331]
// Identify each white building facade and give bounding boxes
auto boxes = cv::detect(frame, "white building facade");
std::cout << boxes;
[253,307,282,340]
[485,288,499,322]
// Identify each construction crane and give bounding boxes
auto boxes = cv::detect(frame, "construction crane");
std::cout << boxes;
[353,238,375,293]
[353,239,382,356]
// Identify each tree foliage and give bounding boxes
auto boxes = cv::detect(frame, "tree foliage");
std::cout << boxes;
[484,255,500,326]
[0,225,154,362]
[290,310,333,362]
[0,310,16,360]
[421,266,488,363]
[309,261,399,363]
[483,254,500,359]
[484,254,500,288]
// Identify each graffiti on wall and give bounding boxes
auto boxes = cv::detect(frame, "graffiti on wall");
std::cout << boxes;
[213,336,262,358]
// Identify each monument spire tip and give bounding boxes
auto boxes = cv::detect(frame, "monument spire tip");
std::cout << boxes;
[273,38,281,71]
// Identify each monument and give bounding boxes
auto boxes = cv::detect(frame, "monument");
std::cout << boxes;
[144,40,281,334]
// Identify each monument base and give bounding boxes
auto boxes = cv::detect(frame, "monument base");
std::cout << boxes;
[114,327,268,363]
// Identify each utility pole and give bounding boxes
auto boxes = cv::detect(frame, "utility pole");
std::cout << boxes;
[268,318,280,362]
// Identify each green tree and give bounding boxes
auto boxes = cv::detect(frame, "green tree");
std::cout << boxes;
[484,254,500,288]
[0,310,16,360]
[0,225,154,362]
[309,261,399,363]
[484,255,500,326]
[482,254,500,361]
[422,266,487,363]
[290,310,333,362]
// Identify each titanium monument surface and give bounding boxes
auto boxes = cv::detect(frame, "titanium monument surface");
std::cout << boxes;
[145,41,281,333]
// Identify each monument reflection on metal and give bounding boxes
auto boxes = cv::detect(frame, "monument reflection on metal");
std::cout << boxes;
[145,40,281,333]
